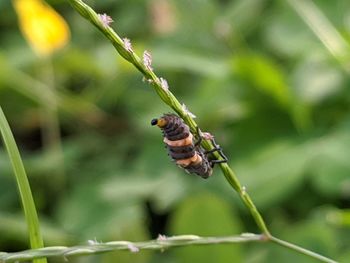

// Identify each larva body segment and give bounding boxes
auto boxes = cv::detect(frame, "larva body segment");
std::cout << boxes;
[151,114,213,179]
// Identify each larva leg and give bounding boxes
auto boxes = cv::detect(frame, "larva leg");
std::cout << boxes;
[205,138,228,165]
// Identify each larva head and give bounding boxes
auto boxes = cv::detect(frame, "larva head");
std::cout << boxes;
[151,117,167,128]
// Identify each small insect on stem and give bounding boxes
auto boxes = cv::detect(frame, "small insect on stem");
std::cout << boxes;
[151,114,227,179]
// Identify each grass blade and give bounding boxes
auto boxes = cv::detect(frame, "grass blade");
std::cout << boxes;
[0,106,47,263]
[287,0,350,73]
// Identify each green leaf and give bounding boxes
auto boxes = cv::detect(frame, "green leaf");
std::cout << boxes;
[234,53,292,108]
[309,127,350,198]
[263,2,321,58]
[169,192,242,263]
[291,55,344,104]
[0,106,46,263]
[235,139,310,208]
[0,213,71,246]
[152,47,229,78]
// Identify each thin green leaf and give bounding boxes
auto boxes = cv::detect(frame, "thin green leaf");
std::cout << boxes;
[287,0,350,72]
[0,106,46,263]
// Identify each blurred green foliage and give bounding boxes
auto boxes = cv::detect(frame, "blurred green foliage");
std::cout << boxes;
[1,0,350,262]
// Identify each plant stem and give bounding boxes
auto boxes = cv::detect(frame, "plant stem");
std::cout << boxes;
[65,0,337,262]
[0,234,262,262]
[0,234,338,263]
[221,163,270,235]
[39,58,66,189]
[270,236,338,263]
[0,107,47,263]
[67,0,270,236]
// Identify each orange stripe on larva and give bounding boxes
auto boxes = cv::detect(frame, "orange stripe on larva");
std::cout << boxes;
[176,152,202,167]
[163,133,193,147]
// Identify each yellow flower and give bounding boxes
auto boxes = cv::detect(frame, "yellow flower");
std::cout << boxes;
[13,0,70,56]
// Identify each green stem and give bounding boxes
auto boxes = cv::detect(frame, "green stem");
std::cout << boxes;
[270,236,338,263]
[67,0,269,236]
[0,107,46,263]
[0,234,262,262]
[0,234,337,263]
[203,146,270,236]
[66,0,337,262]
[39,58,66,188]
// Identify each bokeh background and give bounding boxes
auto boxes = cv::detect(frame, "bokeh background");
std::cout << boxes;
[1,0,350,262]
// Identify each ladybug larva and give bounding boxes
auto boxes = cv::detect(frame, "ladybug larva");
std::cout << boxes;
[151,113,227,179]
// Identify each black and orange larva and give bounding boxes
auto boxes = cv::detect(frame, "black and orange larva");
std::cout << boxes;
[151,113,227,179]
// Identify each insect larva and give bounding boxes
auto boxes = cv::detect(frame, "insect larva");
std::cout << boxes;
[151,114,227,179]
